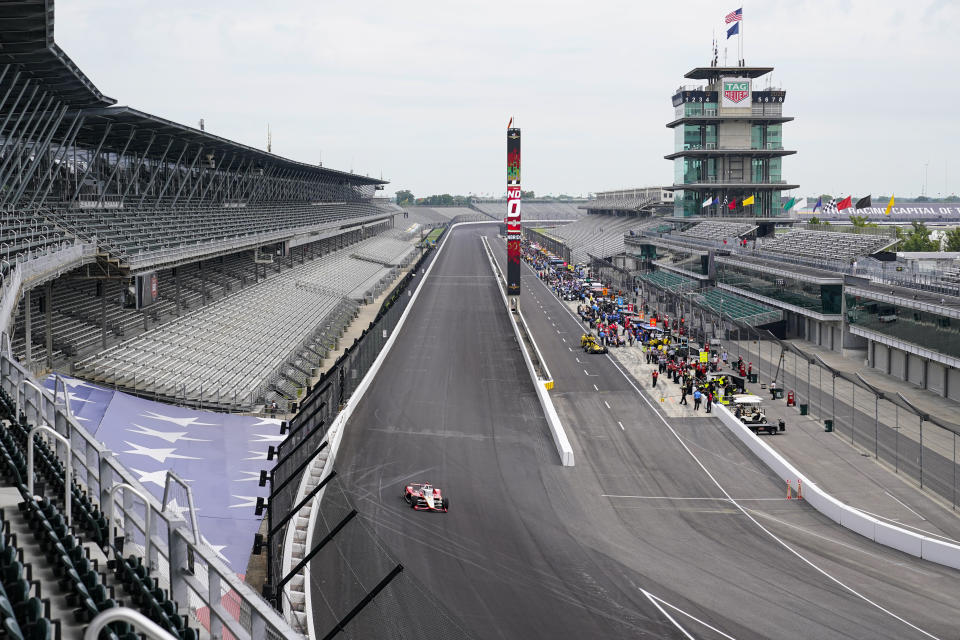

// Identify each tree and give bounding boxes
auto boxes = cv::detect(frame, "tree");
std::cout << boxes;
[395,189,414,205]
[848,214,877,228]
[808,216,829,226]
[521,190,535,199]
[895,221,939,252]
[944,227,960,252]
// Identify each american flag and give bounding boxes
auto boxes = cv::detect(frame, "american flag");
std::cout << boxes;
[725,8,743,23]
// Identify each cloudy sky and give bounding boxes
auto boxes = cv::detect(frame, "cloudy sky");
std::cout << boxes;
[57,0,959,200]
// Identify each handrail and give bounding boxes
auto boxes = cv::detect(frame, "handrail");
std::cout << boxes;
[27,424,72,525]
[84,608,177,640]
[109,483,153,569]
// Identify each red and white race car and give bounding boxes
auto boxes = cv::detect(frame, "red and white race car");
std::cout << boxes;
[403,482,449,512]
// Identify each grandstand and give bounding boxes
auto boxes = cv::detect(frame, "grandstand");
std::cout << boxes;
[639,269,698,292]
[758,229,895,262]
[402,206,456,225]
[678,221,756,241]
[542,215,667,263]
[472,200,583,220]
[74,231,419,410]
[698,288,782,326]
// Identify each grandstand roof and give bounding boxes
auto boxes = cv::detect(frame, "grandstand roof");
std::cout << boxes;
[684,66,773,80]
[70,107,385,185]
[0,0,115,108]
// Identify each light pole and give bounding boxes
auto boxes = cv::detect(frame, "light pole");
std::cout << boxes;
[856,373,883,459]
[897,392,929,489]
[815,355,837,431]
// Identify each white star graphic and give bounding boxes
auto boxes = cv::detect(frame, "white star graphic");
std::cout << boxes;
[244,450,269,461]
[127,424,210,444]
[228,495,260,509]
[141,410,216,428]
[200,534,228,562]
[129,467,171,488]
[122,441,202,463]
[234,471,263,483]
[249,417,283,427]
[249,433,286,444]
[163,497,199,521]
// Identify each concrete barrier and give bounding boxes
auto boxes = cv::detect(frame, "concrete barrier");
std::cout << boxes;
[481,236,573,466]
[714,404,960,570]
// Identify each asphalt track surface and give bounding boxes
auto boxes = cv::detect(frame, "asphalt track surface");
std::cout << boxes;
[313,224,960,639]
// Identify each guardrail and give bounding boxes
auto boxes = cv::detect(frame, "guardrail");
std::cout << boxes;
[0,337,302,640]
[714,404,960,570]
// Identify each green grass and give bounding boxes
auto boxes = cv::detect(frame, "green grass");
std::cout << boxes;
[425,228,445,244]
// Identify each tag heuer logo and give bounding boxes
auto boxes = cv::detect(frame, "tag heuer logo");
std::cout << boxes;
[724,81,749,103]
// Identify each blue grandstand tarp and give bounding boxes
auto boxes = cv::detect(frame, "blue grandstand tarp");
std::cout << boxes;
[43,375,276,573]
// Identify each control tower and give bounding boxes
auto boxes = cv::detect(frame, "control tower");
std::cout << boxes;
[665,65,798,219]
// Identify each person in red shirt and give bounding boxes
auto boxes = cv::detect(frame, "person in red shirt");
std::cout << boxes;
[652,370,659,388]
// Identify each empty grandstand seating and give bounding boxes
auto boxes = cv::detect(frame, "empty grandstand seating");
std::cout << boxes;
[640,270,698,292]
[74,233,417,410]
[401,207,455,225]
[472,201,583,220]
[698,289,782,325]
[678,221,756,241]
[49,201,392,268]
[549,214,656,263]
[758,229,894,262]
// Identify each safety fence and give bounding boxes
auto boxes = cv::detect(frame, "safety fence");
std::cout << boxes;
[264,244,437,617]
[638,279,960,511]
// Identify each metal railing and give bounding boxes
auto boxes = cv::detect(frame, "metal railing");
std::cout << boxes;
[0,336,302,640]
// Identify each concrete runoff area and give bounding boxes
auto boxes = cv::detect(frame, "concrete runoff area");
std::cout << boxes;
[312,225,960,640]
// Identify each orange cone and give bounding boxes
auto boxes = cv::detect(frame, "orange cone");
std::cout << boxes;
[786,480,793,500]
[797,479,804,501]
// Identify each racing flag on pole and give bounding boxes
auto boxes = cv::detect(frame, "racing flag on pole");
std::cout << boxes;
[728,198,737,211]
[855,195,872,210]
[884,195,895,215]
[782,197,796,212]
[741,194,755,206]
[702,196,714,208]
[837,195,853,212]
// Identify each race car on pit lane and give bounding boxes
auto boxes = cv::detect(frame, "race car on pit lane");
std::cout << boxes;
[581,334,608,354]
[404,482,450,512]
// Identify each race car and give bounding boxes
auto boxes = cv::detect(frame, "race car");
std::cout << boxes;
[581,334,608,354]
[404,482,450,512]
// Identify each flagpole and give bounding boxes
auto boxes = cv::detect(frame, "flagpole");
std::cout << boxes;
[740,4,744,64]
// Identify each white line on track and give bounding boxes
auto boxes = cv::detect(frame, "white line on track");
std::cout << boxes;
[575,357,581,363]
[641,589,737,640]
[618,421,624,431]
[603,494,782,501]
[583,369,589,376]
[523,254,942,640]
[568,347,572,352]
[561,337,566,343]
[884,491,927,520]
[602,353,942,640]
[593,384,598,391]
[604,400,611,409]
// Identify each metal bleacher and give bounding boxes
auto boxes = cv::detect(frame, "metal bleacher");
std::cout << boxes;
[759,229,895,262]
[640,269,698,292]
[73,232,417,410]
[698,288,782,326]
[549,214,655,263]
[471,201,583,220]
[678,221,756,241]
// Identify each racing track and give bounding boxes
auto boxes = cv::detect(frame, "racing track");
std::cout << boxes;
[311,224,960,639]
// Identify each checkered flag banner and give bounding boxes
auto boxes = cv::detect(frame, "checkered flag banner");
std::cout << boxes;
[823,198,837,215]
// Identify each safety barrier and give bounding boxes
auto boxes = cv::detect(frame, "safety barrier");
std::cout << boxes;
[714,404,960,570]
[481,235,573,466]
